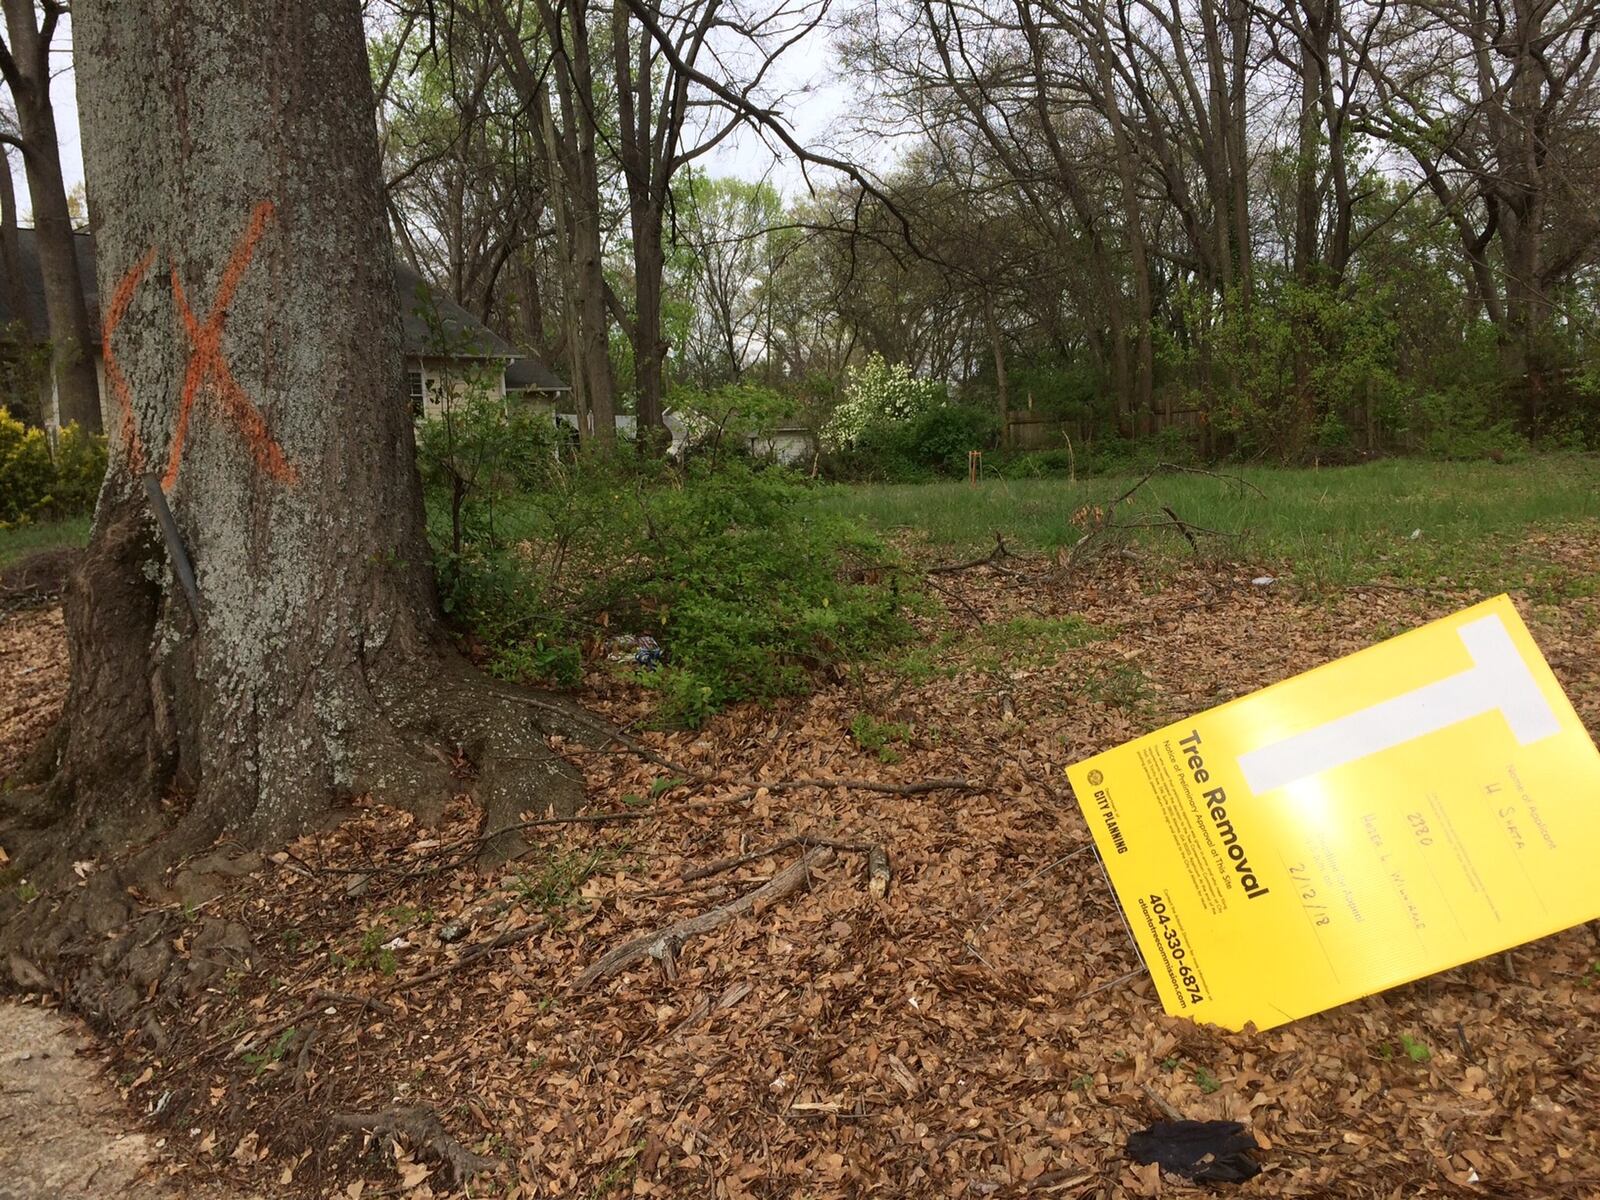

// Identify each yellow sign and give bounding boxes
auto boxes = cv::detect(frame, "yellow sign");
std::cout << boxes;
[1067,595,1600,1031]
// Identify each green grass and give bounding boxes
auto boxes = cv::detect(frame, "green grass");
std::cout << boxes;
[881,613,1103,683]
[0,516,90,568]
[815,455,1600,591]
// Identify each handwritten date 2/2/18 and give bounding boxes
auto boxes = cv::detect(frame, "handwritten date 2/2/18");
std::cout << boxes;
[1149,894,1205,1006]
[1286,863,1331,927]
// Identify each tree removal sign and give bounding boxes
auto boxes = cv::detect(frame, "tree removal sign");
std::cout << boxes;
[1066,595,1600,1031]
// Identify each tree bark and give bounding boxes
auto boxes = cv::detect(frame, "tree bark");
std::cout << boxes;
[0,143,30,345]
[984,291,1009,448]
[3,0,582,905]
[498,0,616,445]
[0,0,101,430]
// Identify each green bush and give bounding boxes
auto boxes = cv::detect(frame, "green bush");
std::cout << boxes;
[821,354,947,449]
[0,407,107,527]
[832,403,998,480]
[431,457,913,727]
[50,422,109,512]
[416,391,554,555]
[668,381,799,462]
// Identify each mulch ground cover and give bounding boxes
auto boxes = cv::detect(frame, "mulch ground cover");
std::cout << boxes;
[3,526,1599,1199]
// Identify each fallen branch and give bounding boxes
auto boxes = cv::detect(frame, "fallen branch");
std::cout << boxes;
[706,776,977,809]
[575,847,835,990]
[1109,462,1265,507]
[680,835,876,882]
[330,1106,501,1185]
[928,531,1023,576]
[1057,462,1256,575]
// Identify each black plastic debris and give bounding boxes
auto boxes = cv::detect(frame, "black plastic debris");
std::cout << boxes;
[1127,1119,1262,1183]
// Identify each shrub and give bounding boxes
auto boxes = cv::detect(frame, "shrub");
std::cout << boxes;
[50,422,109,513]
[833,403,998,481]
[416,391,554,555]
[0,407,107,527]
[668,381,799,463]
[1405,387,1525,461]
[822,354,947,449]
[431,457,912,727]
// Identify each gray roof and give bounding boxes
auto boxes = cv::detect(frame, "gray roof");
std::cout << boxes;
[393,261,517,359]
[1,229,558,383]
[505,355,568,392]
[0,228,99,341]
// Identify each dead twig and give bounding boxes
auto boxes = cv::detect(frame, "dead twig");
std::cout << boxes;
[706,776,977,809]
[924,574,986,625]
[389,918,551,992]
[1139,1081,1185,1122]
[928,531,1025,575]
[972,843,1093,931]
[575,847,835,990]
[679,835,876,882]
[1082,968,1142,998]
[308,988,396,1017]
[330,1106,500,1185]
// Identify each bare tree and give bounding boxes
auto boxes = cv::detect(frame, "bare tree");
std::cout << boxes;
[1362,0,1600,428]
[0,0,100,429]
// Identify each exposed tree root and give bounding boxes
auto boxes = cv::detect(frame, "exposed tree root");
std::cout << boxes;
[0,513,602,999]
[330,1106,501,1186]
[678,835,875,883]
[574,846,835,990]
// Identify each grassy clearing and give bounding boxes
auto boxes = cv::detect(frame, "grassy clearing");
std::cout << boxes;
[816,455,1600,591]
[881,614,1103,684]
[0,516,90,568]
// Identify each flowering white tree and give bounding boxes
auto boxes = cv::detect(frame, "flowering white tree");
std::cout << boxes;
[822,354,947,448]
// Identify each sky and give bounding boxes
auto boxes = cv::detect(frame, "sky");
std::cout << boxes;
[6,11,853,225]
[3,13,83,223]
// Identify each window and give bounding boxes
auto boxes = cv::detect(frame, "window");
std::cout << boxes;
[406,368,426,416]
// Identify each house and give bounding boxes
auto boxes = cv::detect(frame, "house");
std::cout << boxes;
[0,228,568,428]
[504,355,570,406]
[744,425,816,466]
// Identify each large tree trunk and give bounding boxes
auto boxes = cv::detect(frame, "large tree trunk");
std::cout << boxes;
[2,0,583,988]
[630,201,670,449]
[573,193,617,444]
[1,0,101,430]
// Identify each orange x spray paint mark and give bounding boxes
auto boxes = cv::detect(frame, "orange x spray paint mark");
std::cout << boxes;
[103,246,156,471]
[163,200,297,490]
